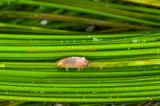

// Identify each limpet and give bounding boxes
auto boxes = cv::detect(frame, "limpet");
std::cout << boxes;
[56,57,89,68]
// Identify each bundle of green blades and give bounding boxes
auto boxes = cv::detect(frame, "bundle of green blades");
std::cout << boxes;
[0,0,160,106]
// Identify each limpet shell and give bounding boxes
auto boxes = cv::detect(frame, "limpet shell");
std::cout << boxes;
[56,57,89,68]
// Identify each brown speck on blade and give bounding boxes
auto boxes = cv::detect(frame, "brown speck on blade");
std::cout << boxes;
[26,49,97,52]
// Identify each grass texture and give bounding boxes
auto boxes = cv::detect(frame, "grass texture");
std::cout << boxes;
[0,0,160,106]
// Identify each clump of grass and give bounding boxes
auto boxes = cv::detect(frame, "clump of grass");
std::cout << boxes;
[0,0,160,105]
